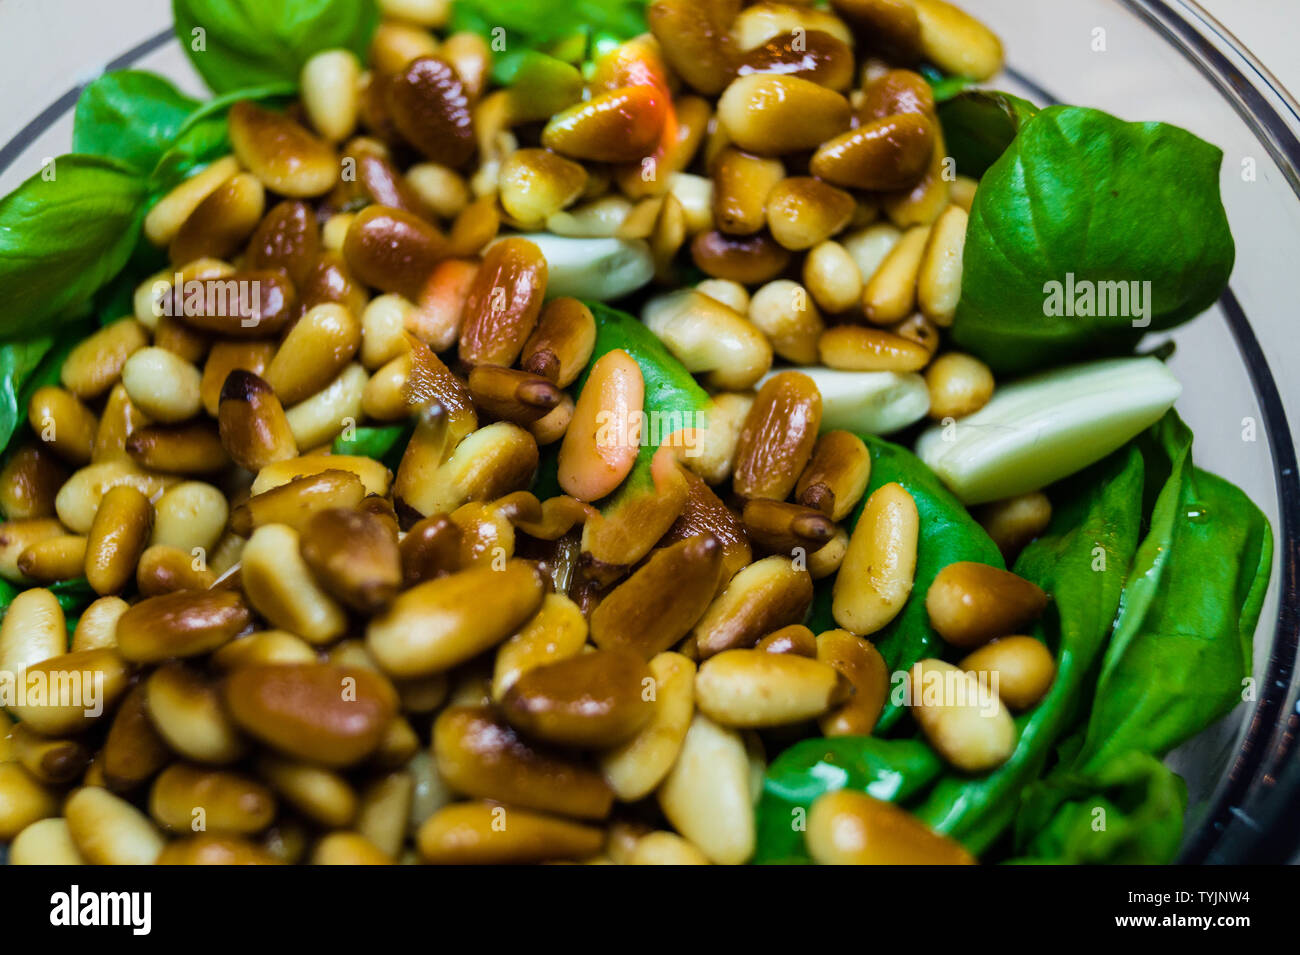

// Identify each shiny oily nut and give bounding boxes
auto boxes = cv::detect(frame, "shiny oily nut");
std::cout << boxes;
[755,625,818,658]
[818,326,931,373]
[734,28,856,91]
[925,352,995,420]
[149,764,276,835]
[169,172,266,265]
[151,481,228,555]
[691,229,792,286]
[817,628,890,737]
[860,68,937,122]
[0,445,67,520]
[716,74,851,156]
[458,236,548,368]
[796,430,872,522]
[387,56,476,167]
[126,421,230,475]
[264,304,361,406]
[521,297,598,389]
[646,0,736,95]
[908,658,1017,772]
[155,834,282,865]
[498,148,588,228]
[960,636,1056,712]
[741,498,836,556]
[803,239,863,314]
[917,204,967,325]
[695,649,850,728]
[557,348,644,502]
[502,649,655,748]
[732,371,822,501]
[343,204,448,302]
[810,114,936,192]
[200,341,275,417]
[228,101,339,198]
[541,86,668,164]
[925,562,1048,649]
[864,223,931,324]
[832,482,919,636]
[974,492,1053,561]
[765,177,856,251]
[300,507,402,614]
[145,663,246,764]
[0,521,65,586]
[115,589,252,663]
[10,724,89,785]
[223,664,398,767]
[60,319,149,400]
[806,788,974,865]
[65,787,165,865]
[17,534,87,584]
[712,148,785,237]
[54,460,176,535]
[28,386,97,465]
[693,555,814,659]
[241,523,348,645]
[231,469,365,536]
[84,484,153,596]
[71,595,129,652]
[418,802,604,865]
[599,651,697,802]
[120,347,201,424]
[218,370,298,472]
[301,49,362,142]
[657,712,754,865]
[144,155,240,246]
[0,764,59,839]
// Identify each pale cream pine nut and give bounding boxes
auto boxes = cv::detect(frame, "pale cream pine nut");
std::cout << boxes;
[642,289,772,390]
[54,460,176,534]
[241,523,348,644]
[546,195,634,238]
[361,295,416,369]
[60,319,149,400]
[864,224,932,324]
[748,279,825,365]
[917,205,967,325]
[145,663,246,764]
[599,651,697,801]
[695,649,849,728]
[842,222,903,288]
[667,173,714,234]
[803,240,863,314]
[356,771,414,858]
[657,712,755,865]
[912,0,1004,81]
[832,482,918,635]
[121,347,202,423]
[257,754,358,828]
[284,362,368,450]
[908,658,1016,771]
[925,352,994,420]
[683,391,753,486]
[696,278,750,315]
[71,596,130,652]
[0,587,63,674]
[150,480,228,554]
[630,831,711,865]
[406,163,471,220]
[960,636,1056,711]
[143,155,240,245]
[301,49,361,142]
[321,212,355,251]
[10,817,86,864]
[0,518,63,583]
[730,2,854,49]
[65,786,165,864]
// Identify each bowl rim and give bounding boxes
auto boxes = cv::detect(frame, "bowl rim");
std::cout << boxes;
[0,7,1295,863]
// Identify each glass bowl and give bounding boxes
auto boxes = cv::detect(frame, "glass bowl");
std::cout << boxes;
[0,0,1295,863]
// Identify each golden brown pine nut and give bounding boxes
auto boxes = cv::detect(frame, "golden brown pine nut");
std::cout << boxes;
[807,788,975,864]
[17,534,87,583]
[646,0,737,95]
[662,467,752,576]
[135,256,234,330]
[342,204,447,301]
[435,704,614,822]
[735,26,855,90]
[467,366,563,426]
[300,507,402,614]
[446,193,501,257]
[170,171,266,265]
[218,369,298,471]
[859,68,936,121]
[925,352,994,420]
[100,683,171,791]
[200,341,274,417]
[84,485,152,595]
[28,385,97,465]
[696,648,849,727]
[818,325,931,372]
[60,319,149,400]
[491,593,587,700]
[265,304,361,406]
[541,86,667,163]
[741,499,837,555]
[10,723,90,784]
[811,113,935,191]
[629,830,712,865]
[890,312,941,356]
[397,419,537,519]
[694,555,814,658]
[143,155,241,244]
[241,523,348,645]
[796,430,872,521]
[149,764,276,834]
[598,650,696,801]
[251,453,391,497]
[732,371,822,500]
[301,49,362,142]
[833,482,918,635]
[212,630,318,670]
[355,770,413,857]
[283,362,368,449]
[712,148,785,236]
[657,712,754,864]
[498,148,588,228]
[169,268,298,340]
[882,124,951,227]
[65,786,165,864]
[256,753,357,828]
[116,589,251,663]
[297,251,368,317]
[157,833,283,864]
[54,460,175,534]
[145,663,245,764]
[911,0,1003,80]
[91,383,146,464]
[224,663,397,767]
[0,763,59,839]
[230,471,362,540]
[367,561,544,677]
[502,649,654,748]
[521,297,598,389]
[0,445,66,520]
[311,831,392,865]
[0,586,64,673]
[151,481,228,555]
[816,628,889,736]
[803,239,863,314]
[926,562,1048,649]
[9,648,130,736]
[557,348,644,502]
[717,74,851,155]
[756,624,818,657]
[908,657,1016,771]
[10,817,86,864]
[399,512,461,585]
[765,177,855,251]
[643,289,773,390]
[458,237,548,367]
[246,199,319,284]
[616,92,712,198]
[917,205,966,325]
[124,421,227,476]
[0,519,63,584]
[387,55,477,166]
[361,352,418,422]
[448,500,515,569]
[71,596,129,652]
[810,526,851,579]
[862,223,931,323]
[960,635,1055,712]
[973,492,1052,561]
[229,101,338,197]
[417,801,604,864]
[690,229,791,285]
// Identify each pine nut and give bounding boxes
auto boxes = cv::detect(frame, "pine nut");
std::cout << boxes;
[218,370,298,471]
[458,237,548,367]
[917,205,967,325]
[71,596,129,652]
[65,786,165,864]
[284,362,369,449]
[83,485,152,595]
[17,534,87,583]
[251,454,391,497]
[960,635,1056,711]
[502,649,654,748]
[803,239,862,314]
[144,155,240,245]
[925,352,994,419]
[491,593,587,700]
[417,801,604,864]
[735,27,856,90]
[301,49,362,142]
[657,712,754,864]
[643,289,772,390]
[0,445,66,520]
[694,555,814,658]
[558,348,644,502]
[973,491,1053,561]
[170,172,266,265]
[747,280,825,364]
[912,0,1003,81]
[796,430,872,521]
[717,74,851,155]
[498,148,588,229]
[9,648,131,736]
[542,86,668,163]
[28,386,97,465]
[116,589,251,663]
[241,523,348,644]
[908,657,1016,771]
[833,482,918,635]
[230,101,338,197]
[690,229,791,285]
[733,371,822,500]
[819,326,931,372]
[817,628,889,735]
[146,663,246,764]
[925,561,1048,649]
[806,788,974,864]
[696,648,850,727]
[10,817,85,864]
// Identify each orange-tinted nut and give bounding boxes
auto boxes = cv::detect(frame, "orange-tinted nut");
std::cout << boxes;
[557,349,644,503]
[542,86,669,163]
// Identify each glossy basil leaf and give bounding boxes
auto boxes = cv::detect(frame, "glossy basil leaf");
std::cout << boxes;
[1068,413,1272,771]
[937,89,1039,178]
[172,0,379,93]
[914,445,1146,853]
[1013,751,1187,864]
[754,737,944,864]
[952,106,1235,374]
[74,71,202,175]
[333,422,413,472]
[0,338,54,455]
[50,578,98,617]
[0,157,147,340]
[919,64,977,103]
[806,435,1003,731]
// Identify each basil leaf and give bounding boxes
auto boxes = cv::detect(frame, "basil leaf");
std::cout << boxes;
[0,338,54,454]
[50,578,98,617]
[0,157,147,340]
[74,71,202,175]
[913,446,1146,853]
[952,106,1235,374]
[937,89,1039,178]
[806,435,1003,731]
[333,422,413,472]
[172,0,379,93]
[918,64,976,103]
[753,737,944,864]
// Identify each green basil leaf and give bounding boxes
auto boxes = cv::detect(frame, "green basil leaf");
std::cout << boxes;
[937,89,1039,178]
[918,64,977,103]
[913,445,1146,853]
[952,106,1235,374]
[74,70,202,174]
[0,157,147,340]
[806,435,1003,731]
[333,422,414,472]
[754,737,944,864]
[172,0,379,93]
[50,578,98,617]
[0,338,54,456]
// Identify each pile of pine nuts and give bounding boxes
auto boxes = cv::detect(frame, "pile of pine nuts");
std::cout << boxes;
[0,0,1060,864]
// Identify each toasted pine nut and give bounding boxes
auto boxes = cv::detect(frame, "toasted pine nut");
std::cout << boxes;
[912,0,1003,80]
[711,148,785,236]
[251,454,391,497]
[310,832,392,865]
[92,384,149,466]
[833,482,918,635]
[71,596,129,652]
[257,754,358,828]
[144,156,240,245]
[541,86,668,164]
[468,365,563,426]
[148,764,276,834]
[926,562,1048,649]
[950,174,979,211]
[100,682,170,790]
[521,297,598,389]
[200,341,274,417]
[355,771,414,858]
[458,237,548,367]
[690,229,791,285]
[558,348,644,502]
[882,124,951,227]
[803,239,863,314]
[301,49,362,142]
[64,786,164,864]
[418,801,604,864]
[230,101,338,197]
[218,370,298,471]
[765,177,855,251]
[360,295,415,370]
[151,481,228,555]
[643,290,773,390]
[169,172,266,265]
[491,593,588,700]
[755,624,818,657]
[0,445,67,520]
[124,421,229,476]
[741,499,837,555]
[396,419,537,518]
[10,723,89,784]
[599,651,696,801]
[796,430,872,521]
[10,817,85,864]
[908,657,1017,771]
[668,173,714,234]
[863,223,931,324]
[818,325,931,372]
[145,663,245,763]
[546,195,634,237]
[9,647,130,736]
[300,507,402,614]
[342,204,447,301]
[748,280,825,365]
[657,712,754,864]
[434,705,613,819]
[28,385,97,465]
[84,485,153,595]
[0,763,59,839]
[696,648,850,728]
[817,628,889,736]
[60,319,149,399]
[241,523,348,644]
[212,631,318,670]
[717,74,851,155]
[960,636,1056,711]
[0,587,63,675]
[0,520,63,584]
[498,148,588,228]
[807,788,975,864]
[230,469,364,537]
[811,113,935,191]
[925,352,994,420]
[502,649,653,748]
[116,589,251,663]
[974,492,1053,561]
[17,534,87,583]
[54,460,175,534]
[732,371,822,501]
[917,205,967,325]
[694,555,814,658]
[265,305,362,406]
